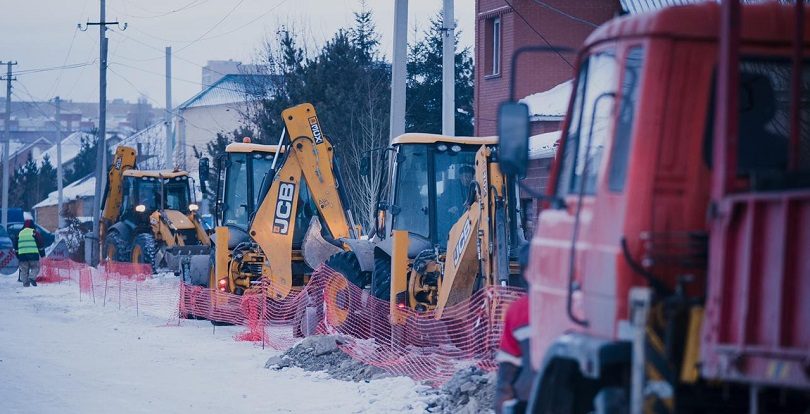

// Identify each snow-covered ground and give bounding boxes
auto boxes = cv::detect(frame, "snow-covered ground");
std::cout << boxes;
[0,275,429,414]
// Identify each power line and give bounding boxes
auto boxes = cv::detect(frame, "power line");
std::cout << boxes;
[173,0,247,54]
[14,61,96,76]
[529,0,599,28]
[111,0,211,19]
[503,0,574,68]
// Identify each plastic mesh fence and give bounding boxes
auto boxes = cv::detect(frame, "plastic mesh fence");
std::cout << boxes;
[41,259,524,385]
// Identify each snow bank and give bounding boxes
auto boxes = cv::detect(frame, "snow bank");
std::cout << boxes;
[0,277,429,413]
[520,80,572,119]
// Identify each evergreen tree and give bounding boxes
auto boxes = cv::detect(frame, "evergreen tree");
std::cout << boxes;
[38,154,57,204]
[10,154,41,210]
[67,131,109,183]
[251,4,391,227]
[406,14,475,135]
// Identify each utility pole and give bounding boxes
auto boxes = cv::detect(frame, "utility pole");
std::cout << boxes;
[1,61,16,230]
[55,96,64,229]
[442,0,456,136]
[389,0,408,143]
[80,0,126,265]
[165,46,173,169]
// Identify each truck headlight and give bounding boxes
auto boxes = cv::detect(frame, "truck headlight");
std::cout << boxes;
[135,204,146,213]
[189,204,199,212]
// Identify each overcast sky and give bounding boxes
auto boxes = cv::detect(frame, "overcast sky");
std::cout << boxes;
[0,0,475,109]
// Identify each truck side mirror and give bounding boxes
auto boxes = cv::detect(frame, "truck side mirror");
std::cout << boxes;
[497,102,530,177]
[360,157,370,177]
[375,200,388,239]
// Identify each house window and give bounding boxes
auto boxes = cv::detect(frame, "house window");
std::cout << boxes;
[485,17,502,76]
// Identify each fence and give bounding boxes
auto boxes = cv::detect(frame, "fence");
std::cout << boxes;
[40,258,524,385]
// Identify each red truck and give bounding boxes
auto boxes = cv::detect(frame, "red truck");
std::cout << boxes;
[497,1,810,413]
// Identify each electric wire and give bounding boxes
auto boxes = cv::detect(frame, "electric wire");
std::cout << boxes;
[503,0,574,68]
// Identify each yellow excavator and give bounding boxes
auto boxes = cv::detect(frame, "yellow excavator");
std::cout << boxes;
[191,103,360,300]
[317,134,527,326]
[100,146,210,272]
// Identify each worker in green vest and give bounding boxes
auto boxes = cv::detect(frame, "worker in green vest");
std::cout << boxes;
[16,219,44,287]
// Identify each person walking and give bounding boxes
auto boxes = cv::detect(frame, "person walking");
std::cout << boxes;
[17,219,44,287]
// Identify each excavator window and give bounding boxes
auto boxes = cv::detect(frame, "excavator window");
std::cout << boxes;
[223,155,250,227]
[392,143,479,246]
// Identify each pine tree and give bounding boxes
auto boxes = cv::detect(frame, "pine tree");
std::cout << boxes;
[10,154,41,210]
[406,14,475,135]
[38,154,57,204]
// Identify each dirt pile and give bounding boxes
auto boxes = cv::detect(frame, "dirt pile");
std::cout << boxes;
[264,335,390,382]
[422,366,497,413]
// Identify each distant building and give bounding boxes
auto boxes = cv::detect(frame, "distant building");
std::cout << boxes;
[474,0,620,136]
[201,60,268,90]
[175,73,275,174]
[9,137,53,170]
[32,174,95,232]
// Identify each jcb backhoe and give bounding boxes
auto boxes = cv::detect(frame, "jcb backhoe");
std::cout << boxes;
[318,133,528,327]
[100,146,210,272]
[192,103,359,300]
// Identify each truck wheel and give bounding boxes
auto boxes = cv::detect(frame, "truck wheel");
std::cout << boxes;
[131,233,157,272]
[371,254,391,301]
[323,252,368,334]
[103,231,129,262]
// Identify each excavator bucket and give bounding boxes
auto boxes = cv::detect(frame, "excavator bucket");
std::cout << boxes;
[301,217,343,270]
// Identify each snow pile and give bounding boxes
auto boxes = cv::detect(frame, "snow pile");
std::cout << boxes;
[529,130,561,160]
[265,335,391,382]
[521,79,572,119]
[421,366,497,413]
[33,174,95,208]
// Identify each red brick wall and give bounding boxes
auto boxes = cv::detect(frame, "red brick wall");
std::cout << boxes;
[475,0,620,136]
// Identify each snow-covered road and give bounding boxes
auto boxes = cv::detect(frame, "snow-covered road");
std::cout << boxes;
[0,275,429,413]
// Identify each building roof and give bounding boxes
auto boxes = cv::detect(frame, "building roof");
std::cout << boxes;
[33,174,95,209]
[520,80,572,121]
[177,74,276,110]
[10,137,53,161]
[528,131,561,160]
[40,131,98,168]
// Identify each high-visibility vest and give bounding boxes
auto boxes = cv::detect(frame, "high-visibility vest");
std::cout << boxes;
[17,228,39,256]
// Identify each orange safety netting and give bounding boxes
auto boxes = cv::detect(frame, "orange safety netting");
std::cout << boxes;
[41,259,524,385]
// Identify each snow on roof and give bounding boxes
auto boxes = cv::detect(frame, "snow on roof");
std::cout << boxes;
[177,74,275,110]
[528,131,561,160]
[40,132,97,167]
[33,174,95,209]
[520,80,572,120]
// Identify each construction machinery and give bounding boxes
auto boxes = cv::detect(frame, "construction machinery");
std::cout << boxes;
[195,103,358,300]
[100,146,210,272]
[498,2,810,412]
[318,133,528,326]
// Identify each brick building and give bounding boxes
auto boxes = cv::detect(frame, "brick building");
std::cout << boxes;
[474,0,620,137]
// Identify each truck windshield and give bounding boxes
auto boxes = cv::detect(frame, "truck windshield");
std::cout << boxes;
[137,179,190,212]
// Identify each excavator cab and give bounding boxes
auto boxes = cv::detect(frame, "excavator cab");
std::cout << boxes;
[101,146,210,273]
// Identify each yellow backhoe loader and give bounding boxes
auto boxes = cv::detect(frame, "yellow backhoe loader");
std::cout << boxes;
[317,134,527,326]
[191,103,359,300]
[100,146,210,272]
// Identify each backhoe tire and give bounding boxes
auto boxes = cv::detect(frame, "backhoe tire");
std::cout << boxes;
[323,252,368,336]
[103,231,129,262]
[131,233,157,272]
[325,251,365,288]
[371,254,391,301]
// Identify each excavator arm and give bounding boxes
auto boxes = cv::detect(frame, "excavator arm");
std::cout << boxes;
[100,146,137,237]
[250,103,356,299]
